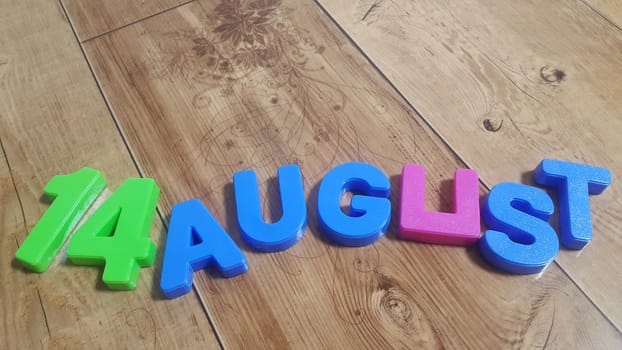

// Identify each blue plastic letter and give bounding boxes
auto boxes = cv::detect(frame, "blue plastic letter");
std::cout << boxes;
[534,159,611,249]
[318,162,391,246]
[234,164,306,251]
[160,199,248,299]
[480,182,559,274]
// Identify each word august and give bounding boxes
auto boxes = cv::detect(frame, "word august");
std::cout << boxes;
[15,159,611,299]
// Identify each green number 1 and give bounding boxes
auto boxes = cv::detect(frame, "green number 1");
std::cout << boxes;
[66,178,159,290]
[15,168,106,272]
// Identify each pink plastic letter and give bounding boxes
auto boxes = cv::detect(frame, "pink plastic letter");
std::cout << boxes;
[399,164,480,245]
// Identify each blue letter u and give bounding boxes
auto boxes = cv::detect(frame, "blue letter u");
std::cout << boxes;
[234,164,307,252]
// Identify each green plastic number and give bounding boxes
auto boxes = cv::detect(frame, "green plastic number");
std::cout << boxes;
[15,168,106,272]
[66,178,160,290]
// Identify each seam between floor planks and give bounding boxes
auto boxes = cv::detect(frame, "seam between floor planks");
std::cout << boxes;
[55,0,227,348]
[57,0,146,179]
[0,137,28,250]
[578,0,622,32]
[63,0,198,43]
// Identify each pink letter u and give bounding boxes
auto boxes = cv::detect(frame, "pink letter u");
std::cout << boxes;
[399,164,480,245]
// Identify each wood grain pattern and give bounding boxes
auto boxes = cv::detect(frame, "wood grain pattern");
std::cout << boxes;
[0,0,220,348]
[81,0,622,347]
[62,0,191,41]
[583,0,622,29]
[317,0,622,330]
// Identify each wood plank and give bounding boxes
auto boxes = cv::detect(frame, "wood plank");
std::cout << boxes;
[62,0,190,41]
[317,0,622,329]
[0,0,220,348]
[83,0,622,347]
[583,0,622,29]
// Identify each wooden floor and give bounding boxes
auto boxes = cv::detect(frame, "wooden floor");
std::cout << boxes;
[1,0,621,348]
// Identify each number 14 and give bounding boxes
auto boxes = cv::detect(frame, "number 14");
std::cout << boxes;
[15,168,160,290]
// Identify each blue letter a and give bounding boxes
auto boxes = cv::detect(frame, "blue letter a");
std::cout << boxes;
[160,199,247,299]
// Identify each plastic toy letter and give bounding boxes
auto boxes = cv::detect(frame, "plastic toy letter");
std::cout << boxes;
[534,159,611,249]
[480,182,559,274]
[160,199,248,299]
[234,164,306,251]
[399,164,480,245]
[66,178,159,290]
[15,168,106,272]
[318,162,391,246]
